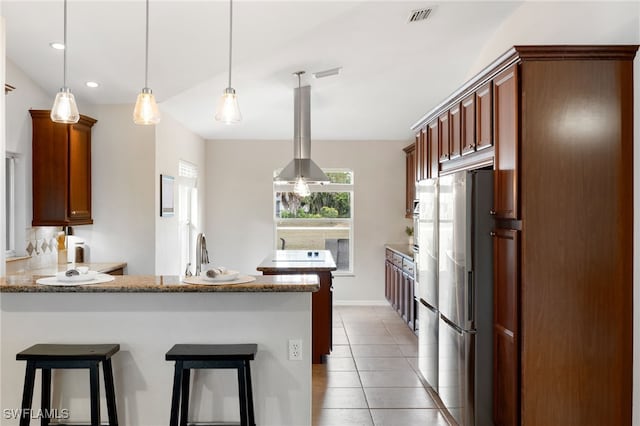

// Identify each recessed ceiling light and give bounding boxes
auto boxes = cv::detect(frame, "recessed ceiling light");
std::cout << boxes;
[85,81,99,88]
[313,67,342,79]
[49,42,65,50]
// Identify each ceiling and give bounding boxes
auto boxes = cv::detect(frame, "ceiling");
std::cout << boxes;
[3,1,635,141]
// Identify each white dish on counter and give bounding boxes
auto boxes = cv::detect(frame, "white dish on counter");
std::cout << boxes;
[200,270,239,282]
[37,274,115,286]
[55,270,99,282]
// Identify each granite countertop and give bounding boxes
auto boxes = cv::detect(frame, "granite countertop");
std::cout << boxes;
[0,274,320,293]
[385,244,415,260]
[256,250,337,272]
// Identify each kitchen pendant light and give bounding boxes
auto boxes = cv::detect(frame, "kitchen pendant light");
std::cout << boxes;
[294,176,311,197]
[215,0,241,124]
[50,0,79,124]
[133,0,160,125]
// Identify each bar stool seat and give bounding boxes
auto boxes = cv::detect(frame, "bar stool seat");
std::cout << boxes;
[166,344,257,426]
[16,344,120,426]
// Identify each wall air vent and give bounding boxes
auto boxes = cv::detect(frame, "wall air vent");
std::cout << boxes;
[407,8,432,23]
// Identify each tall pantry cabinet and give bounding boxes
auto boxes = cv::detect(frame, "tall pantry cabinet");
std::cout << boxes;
[410,45,637,426]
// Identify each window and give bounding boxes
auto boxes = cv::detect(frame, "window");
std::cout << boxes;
[274,170,354,273]
[178,160,198,275]
[5,154,16,257]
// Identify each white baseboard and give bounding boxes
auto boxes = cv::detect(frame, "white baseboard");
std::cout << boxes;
[333,300,389,306]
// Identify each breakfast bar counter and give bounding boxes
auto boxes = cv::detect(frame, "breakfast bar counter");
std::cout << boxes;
[0,274,318,425]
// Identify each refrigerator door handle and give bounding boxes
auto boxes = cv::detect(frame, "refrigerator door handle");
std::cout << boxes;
[420,298,438,314]
[468,270,474,322]
[440,313,474,335]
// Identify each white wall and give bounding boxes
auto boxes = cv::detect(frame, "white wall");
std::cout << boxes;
[155,112,206,275]
[205,139,408,302]
[4,59,50,257]
[72,105,156,274]
[466,1,640,79]
[0,17,6,276]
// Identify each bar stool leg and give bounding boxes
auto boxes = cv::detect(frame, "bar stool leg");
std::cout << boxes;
[20,361,37,426]
[179,368,190,426]
[237,365,248,426]
[244,361,255,426]
[89,363,101,426]
[41,368,51,426]
[102,359,119,425]
[169,361,183,426]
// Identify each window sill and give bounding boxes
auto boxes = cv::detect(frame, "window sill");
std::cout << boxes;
[333,272,355,278]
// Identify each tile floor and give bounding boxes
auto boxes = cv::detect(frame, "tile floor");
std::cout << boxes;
[312,305,451,426]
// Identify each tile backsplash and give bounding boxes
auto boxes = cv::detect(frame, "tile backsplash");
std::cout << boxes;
[25,226,60,269]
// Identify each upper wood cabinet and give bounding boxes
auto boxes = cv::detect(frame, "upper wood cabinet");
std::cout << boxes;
[30,110,97,226]
[493,65,519,220]
[461,93,476,155]
[438,112,450,163]
[403,142,416,218]
[448,103,462,160]
[428,120,439,178]
[476,81,493,151]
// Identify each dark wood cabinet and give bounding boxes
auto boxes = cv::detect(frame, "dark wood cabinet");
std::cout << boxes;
[428,120,439,178]
[438,112,450,162]
[385,248,416,333]
[461,93,476,155]
[493,229,519,426]
[492,65,519,220]
[30,110,97,226]
[410,46,637,425]
[404,142,416,218]
[449,103,462,159]
[476,81,493,151]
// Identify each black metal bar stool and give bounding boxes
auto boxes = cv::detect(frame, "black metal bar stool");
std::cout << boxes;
[166,344,257,426]
[16,344,120,426]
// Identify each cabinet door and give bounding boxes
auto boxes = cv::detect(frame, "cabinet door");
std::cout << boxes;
[476,81,493,150]
[449,103,462,159]
[493,229,519,426]
[420,127,428,180]
[414,133,422,182]
[428,120,439,178]
[461,93,476,155]
[404,143,416,218]
[385,260,392,302]
[68,123,92,222]
[493,65,519,220]
[438,112,450,163]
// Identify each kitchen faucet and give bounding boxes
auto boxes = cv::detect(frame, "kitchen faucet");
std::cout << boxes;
[195,233,210,276]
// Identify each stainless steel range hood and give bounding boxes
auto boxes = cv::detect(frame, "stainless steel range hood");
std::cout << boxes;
[274,79,330,185]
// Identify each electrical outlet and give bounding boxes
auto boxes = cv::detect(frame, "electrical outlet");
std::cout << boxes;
[288,339,303,361]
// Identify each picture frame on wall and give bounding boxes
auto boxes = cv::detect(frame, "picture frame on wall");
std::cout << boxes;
[160,174,175,217]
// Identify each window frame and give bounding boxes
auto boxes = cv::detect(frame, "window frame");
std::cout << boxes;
[5,153,16,258]
[273,169,354,275]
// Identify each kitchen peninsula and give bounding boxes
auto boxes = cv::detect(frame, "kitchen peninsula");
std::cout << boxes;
[0,274,319,426]
[257,250,336,364]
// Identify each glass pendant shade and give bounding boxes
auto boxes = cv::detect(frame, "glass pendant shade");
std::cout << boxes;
[294,176,311,197]
[215,87,241,124]
[133,88,161,125]
[50,88,80,124]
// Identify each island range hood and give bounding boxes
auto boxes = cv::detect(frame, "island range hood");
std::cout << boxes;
[274,72,330,186]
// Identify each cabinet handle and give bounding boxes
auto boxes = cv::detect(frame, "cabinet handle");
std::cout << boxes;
[490,231,496,237]
[71,211,77,215]
[489,209,496,215]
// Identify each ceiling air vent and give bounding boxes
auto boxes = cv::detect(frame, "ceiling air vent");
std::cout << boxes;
[407,8,432,23]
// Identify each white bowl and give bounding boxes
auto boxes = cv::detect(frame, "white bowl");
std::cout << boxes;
[56,270,98,282]
[200,269,239,282]
[76,266,89,274]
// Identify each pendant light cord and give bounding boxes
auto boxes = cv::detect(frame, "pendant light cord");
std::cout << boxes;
[63,0,67,88]
[227,0,233,88]
[145,0,150,89]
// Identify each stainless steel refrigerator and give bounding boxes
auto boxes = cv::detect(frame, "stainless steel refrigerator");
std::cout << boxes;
[437,170,493,426]
[415,178,439,391]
